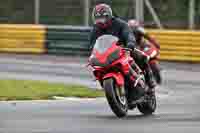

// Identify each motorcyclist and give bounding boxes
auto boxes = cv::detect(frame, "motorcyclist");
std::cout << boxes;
[128,19,161,86]
[128,19,160,50]
[127,20,162,89]
[89,4,156,94]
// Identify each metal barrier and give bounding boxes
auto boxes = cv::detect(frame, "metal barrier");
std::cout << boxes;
[148,29,200,62]
[0,24,46,53]
[0,24,200,62]
[46,26,90,56]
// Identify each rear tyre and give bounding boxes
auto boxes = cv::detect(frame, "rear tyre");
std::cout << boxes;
[137,93,156,115]
[151,63,162,84]
[103,78,128,118]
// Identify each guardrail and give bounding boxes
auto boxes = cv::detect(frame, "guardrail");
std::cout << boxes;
[46,25,90,56]
[148,30,200,62]
[0,24,46,53]
[0,24,200,62]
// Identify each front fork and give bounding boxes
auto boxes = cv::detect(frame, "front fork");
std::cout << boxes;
[122,60,145,90]
[124,62,147,103]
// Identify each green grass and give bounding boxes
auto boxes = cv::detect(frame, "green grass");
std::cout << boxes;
[0,79,104,101]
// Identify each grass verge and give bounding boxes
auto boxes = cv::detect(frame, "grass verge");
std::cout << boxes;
[0,79,104,101]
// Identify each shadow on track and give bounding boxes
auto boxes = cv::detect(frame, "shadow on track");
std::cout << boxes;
[94,114,156,120]
[92,113,200,123]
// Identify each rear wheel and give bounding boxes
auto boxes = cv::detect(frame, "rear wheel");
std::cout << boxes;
[103,78,128,118]
[137,93,156,115]
[151,63,162,84]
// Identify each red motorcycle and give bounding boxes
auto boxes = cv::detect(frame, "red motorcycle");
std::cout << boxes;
[88,35,156,118]
[141,43,162,84]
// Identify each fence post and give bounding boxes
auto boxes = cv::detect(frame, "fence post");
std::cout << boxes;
[84,0,90,26]
[35,0,40,24]
[189,0,195,29]
[135,0,144,22]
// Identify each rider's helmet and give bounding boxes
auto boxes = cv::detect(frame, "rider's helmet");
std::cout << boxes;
[92,4,113,29]
[128,19,145,47]
[128,19,140,31]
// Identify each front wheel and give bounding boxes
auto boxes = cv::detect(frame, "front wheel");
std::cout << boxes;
[103,78,128,118]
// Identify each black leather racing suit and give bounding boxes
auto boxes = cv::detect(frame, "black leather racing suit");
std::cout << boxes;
[89,17,136,51]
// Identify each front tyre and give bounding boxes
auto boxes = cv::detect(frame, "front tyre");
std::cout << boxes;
[103,78,128,118]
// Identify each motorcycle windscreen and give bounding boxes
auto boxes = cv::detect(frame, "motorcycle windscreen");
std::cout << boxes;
[90,35,121,67]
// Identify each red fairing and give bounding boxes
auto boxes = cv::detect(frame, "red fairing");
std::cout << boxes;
[91,50,134,85]
[148,36,160,49]
[93,42,121,64]
[120,55,133,75]
[89,37,136,87]
[103,72,124,86]
[141,44,159,59]
[92,67,104,80]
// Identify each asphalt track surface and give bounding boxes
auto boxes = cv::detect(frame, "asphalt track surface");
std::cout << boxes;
[0,53,200,133]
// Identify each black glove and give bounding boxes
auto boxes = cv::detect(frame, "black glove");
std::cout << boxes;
[127,42,135,51]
